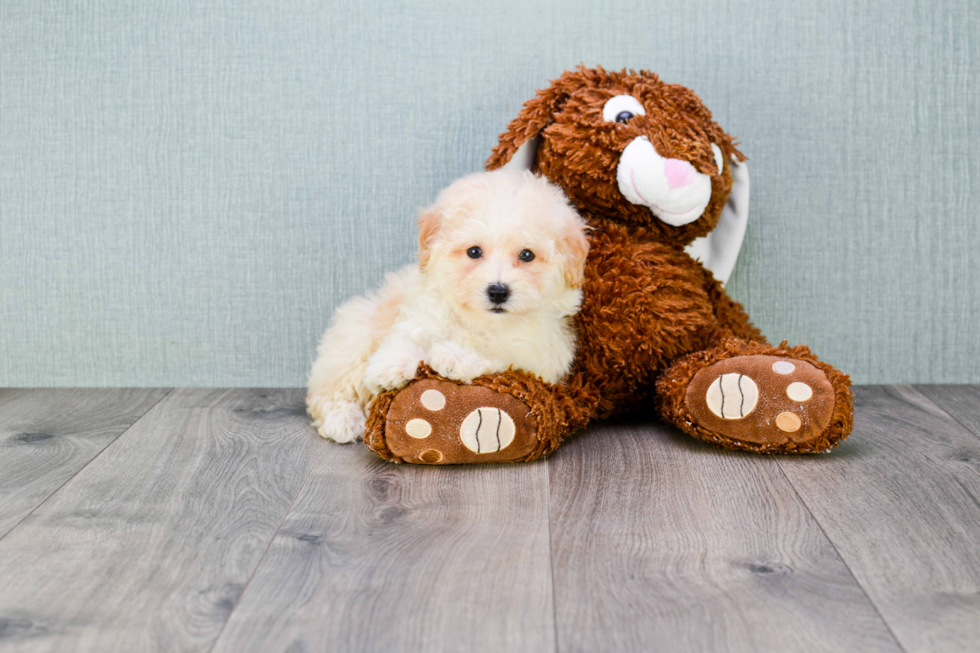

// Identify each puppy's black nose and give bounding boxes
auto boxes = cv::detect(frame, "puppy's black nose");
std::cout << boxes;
[487,283,510,305]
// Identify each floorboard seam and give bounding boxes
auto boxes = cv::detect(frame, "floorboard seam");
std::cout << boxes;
[910,385,980,442]
[0,387,175,544]
[772,457,908,653]
[207,442,326,653]
[545,455,560,653]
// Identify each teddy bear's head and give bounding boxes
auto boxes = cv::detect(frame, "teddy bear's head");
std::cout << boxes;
[486,66,747,250]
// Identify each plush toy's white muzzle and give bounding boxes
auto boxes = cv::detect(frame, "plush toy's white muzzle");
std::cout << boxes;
[616,136,713,226]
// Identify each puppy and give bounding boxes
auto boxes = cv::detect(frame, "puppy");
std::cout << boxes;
[307,170,590,443]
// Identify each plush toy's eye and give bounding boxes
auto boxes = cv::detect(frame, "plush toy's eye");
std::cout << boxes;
[467,246,483,259]
[602,95,646,124]
[711,143,724,175]
[518,249,535,262]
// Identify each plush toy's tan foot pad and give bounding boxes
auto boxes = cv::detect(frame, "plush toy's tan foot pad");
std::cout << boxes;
[385,379,538,464]
[686,355,835,447]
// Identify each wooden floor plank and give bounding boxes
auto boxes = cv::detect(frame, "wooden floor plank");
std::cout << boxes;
[777,385,980,652]
[0,388,170,539]
[0,389,319,652]
[211,444,554,653]
[915,385,980,439]
[549,419,901,653]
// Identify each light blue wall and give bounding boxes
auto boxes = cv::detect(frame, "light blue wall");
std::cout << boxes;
[1,0,978,386]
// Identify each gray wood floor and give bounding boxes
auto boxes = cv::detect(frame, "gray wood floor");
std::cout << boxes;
[0,386,978,653]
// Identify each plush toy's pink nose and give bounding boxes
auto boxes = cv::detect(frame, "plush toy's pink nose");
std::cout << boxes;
[663,158,696,189]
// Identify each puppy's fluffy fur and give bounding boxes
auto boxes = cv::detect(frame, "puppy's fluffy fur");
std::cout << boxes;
[307,170,590,443]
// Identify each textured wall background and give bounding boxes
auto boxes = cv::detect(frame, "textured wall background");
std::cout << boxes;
[1,0,977,386]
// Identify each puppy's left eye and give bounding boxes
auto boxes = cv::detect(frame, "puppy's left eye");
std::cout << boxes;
[518,249,535,262]
[466,246,483,259]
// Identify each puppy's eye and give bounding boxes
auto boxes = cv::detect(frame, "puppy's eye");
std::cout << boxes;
[466,246,483,259]
[602,95,646,124]
[518,249,535,263]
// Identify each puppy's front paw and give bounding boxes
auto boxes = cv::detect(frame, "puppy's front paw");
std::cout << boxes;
[309,399,366,443]
[364,349,424,392]
[427,343,497,383]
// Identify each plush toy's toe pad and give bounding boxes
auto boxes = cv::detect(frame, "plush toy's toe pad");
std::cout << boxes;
[686,355,835,448]
[385,379,538,464]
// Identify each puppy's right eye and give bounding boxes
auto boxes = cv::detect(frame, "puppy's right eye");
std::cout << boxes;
[466,246,483,259]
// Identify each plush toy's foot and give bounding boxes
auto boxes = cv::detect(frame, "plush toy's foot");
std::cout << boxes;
[364,366,586,464]
[658,341,853,454]
[687,355,837,447]
[378,378,539,464]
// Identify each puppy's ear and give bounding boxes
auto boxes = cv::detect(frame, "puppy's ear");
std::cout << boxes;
[558,221,591,289]
[485,68,590,172]
[417,207,442,270]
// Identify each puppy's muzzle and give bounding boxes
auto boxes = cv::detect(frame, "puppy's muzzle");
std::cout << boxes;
[487,283,510,311]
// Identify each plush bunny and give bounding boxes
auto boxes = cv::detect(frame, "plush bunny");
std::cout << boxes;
[364,66,853,464]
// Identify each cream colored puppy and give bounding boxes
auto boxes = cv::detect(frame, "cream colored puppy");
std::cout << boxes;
[307,170,590,443]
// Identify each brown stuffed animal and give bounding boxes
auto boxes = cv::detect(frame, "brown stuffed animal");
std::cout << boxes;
[364,66,853,464]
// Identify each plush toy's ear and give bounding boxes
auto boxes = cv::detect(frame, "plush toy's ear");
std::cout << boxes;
[684,158,750,285]
[417,208,442,270]
[499,135,540,173]
[485,73,578,171]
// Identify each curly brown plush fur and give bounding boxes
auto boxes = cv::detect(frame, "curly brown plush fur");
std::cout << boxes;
[486,66,746,248]
[364,66,853,461]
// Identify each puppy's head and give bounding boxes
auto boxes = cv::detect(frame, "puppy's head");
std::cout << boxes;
[418,170,589,321]
[485,66,746,249]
